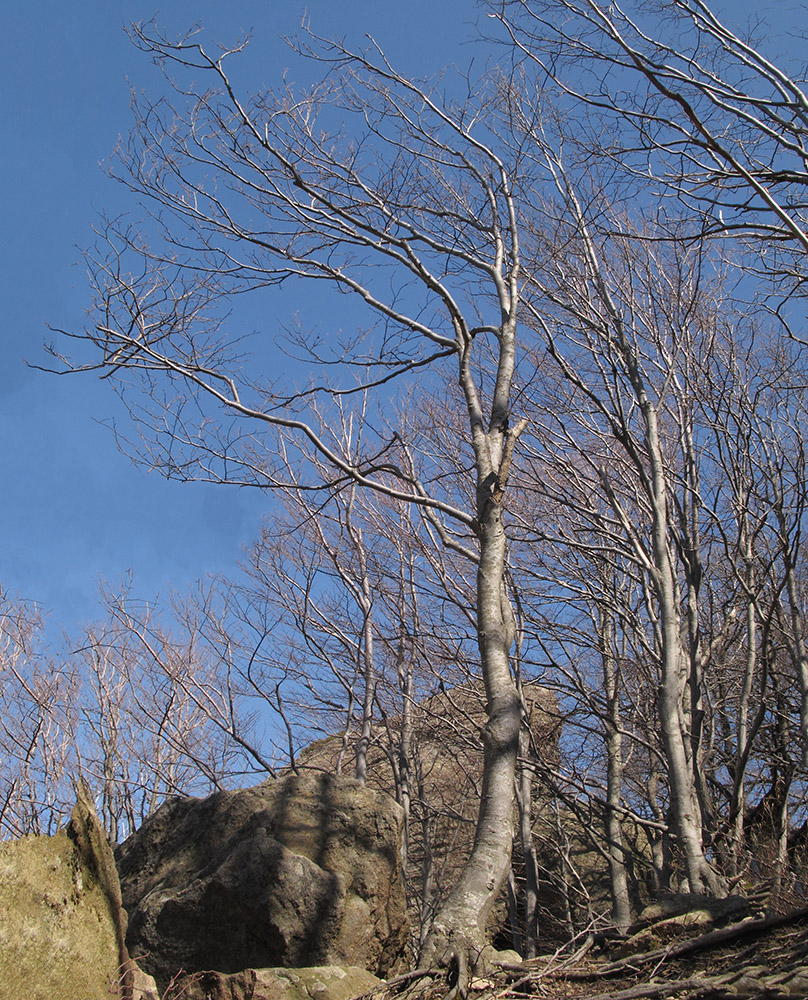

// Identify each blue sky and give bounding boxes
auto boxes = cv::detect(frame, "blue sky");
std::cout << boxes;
[0,0,802,634]
[0,1,481,632]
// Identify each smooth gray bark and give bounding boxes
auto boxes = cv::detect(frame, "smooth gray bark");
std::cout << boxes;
[601,607,632,932]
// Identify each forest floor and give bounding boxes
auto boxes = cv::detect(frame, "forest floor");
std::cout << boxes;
[378,905,808,1000]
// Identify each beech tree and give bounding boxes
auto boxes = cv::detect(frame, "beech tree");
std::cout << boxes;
[238,408,396,783]
[0,576,281,842]
[494,1,808,271]
[53,20,527,980]
[515,150,727,891]
[491,0,808,773]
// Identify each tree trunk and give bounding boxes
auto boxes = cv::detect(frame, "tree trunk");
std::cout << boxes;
[420,442,522,981]
[601,605,632,933]
[782,548,808,768]
[642,398,724,897]
[515,736,541,958]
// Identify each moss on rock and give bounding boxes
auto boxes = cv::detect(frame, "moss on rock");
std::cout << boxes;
[0,826,125,999]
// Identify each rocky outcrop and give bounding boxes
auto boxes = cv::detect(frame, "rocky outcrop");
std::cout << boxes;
[296,681,561,945]
[117,772,409,992]
[164,965,382,1000]
[0,781,157,1000]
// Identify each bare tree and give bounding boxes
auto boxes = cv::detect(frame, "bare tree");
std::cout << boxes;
[489,0,808,768]
[515,152,726,892]
[53,21,528,977]
[0,592,77,836]
[215,396,534,955]
[493,1,808,289]
[67,578,278,839]
[238,405,395,783]
[43,3,808,967]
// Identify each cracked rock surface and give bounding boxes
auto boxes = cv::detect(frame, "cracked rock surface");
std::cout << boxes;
[116,772,409,993]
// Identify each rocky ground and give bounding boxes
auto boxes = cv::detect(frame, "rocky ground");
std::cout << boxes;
[6,775,808,1000]
[369,905,808,1000]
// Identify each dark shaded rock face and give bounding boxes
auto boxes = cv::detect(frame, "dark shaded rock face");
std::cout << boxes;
[116,772,409,991]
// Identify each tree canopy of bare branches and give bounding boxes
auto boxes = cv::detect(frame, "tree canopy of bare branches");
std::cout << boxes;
[30,2,808,988]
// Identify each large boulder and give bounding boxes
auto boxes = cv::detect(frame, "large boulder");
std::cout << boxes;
[117,772,409,991]
[0,781,157,1000]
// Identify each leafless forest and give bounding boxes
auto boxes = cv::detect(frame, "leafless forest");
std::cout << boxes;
[4,0,808,975]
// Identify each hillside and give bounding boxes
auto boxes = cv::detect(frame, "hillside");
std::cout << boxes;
[373,905,808,1000]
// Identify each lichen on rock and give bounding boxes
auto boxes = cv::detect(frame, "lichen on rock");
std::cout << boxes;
[0,781,157,1000]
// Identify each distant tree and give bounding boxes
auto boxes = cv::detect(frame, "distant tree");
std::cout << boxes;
[0,592,76,836]
[81,580,278,813]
